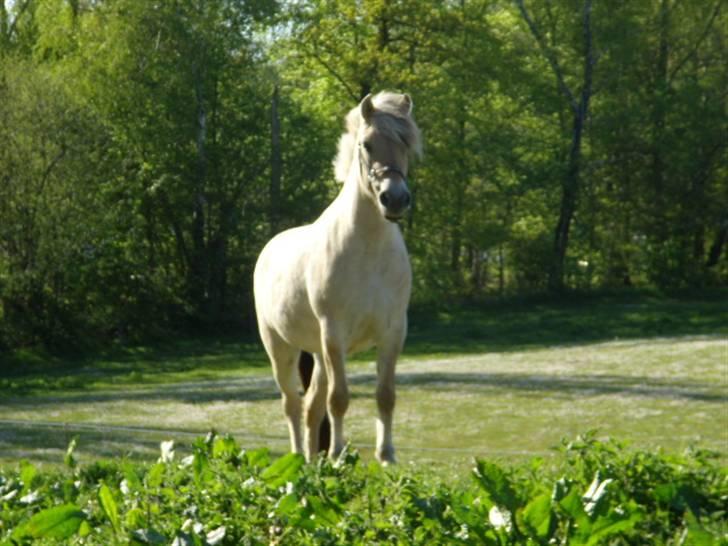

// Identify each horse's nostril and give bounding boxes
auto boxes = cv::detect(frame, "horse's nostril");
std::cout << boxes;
[402,192,411,208]
[379,191,390,207]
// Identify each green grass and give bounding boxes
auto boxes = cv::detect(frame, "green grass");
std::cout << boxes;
[0,294,726,469]
[406,292,728,355]
[3,292,726,392]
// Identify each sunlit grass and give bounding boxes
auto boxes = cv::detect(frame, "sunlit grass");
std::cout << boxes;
[2,295,726,470]
[1,332,725,470]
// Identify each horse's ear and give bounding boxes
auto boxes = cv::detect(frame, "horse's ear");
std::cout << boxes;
[360,93,375,122]
[402,94,413,116]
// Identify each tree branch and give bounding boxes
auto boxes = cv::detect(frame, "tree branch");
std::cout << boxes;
[300,43,359,102]
[515,0,578,113]
[668,0,724,82]
[6,0,31,41]
[580,0,595,117]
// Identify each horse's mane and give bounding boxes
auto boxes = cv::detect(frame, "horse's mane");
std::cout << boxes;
[334,91,423,183]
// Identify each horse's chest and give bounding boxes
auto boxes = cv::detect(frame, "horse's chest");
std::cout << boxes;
[339,260,409,352]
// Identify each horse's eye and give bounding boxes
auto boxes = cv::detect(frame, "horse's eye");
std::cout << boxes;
[363,141,372,153]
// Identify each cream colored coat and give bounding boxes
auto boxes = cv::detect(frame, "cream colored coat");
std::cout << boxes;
[254,92,420,464]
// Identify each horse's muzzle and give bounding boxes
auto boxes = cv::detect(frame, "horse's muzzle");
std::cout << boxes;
[379,187,411,220]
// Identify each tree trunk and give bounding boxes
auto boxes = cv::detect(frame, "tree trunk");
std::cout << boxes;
[498,244,505,296]
[650,0,670,244]
[548,0,594,292]
[190,66,208,317]
[549,111,583,291]
[270,84,282,237]
[516,0,595,292]
[706,221,727,268]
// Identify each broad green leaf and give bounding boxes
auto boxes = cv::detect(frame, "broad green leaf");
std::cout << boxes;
[212,436,239,459]
[653,483,678,505]
[472,459,519,512]
[245,447,270,468]
[99,483,121,533]
[78,520,92,537]
[586,509,643,546]
[559,487,591,536]
[277,493,301,516]
[13,503,86,540]
[125,507,146,529]
[19,461,37,494]
[193,450,210,485]
[683,509,716,546]
[146,462,166,488]
[520,493,553,540]
[261,453,305,488]
[122,463,143,492]
[307,496,341,527]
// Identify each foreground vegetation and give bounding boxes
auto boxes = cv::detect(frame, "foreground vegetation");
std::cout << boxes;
[0,433,725,545]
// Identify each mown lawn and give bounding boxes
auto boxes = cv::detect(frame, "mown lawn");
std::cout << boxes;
[1,293,726,469]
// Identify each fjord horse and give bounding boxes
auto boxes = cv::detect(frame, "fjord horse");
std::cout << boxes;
[254,92,421,463]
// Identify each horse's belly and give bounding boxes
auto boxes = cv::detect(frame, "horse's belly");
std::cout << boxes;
[347,319,377,355]
[343,291,407,356]
[276,304,322,354]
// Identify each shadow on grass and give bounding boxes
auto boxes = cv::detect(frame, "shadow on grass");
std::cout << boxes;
[2,376,281,406]
[4,365,724,409]
[390,372,727,403]
[2,364,723,464]
[2,293,726,396]
[1,339,269,395]
[0,421,288,465]
[406,294,728,356]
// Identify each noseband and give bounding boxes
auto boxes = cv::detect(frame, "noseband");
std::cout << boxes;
[359,143,408,194]
[368,165,408,185]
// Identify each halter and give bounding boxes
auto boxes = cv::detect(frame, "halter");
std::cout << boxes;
[358,142,408,195]
[368,165,408,185]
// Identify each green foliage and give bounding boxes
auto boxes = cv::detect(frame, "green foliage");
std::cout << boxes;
[1,0,726,352]
[10,503,87,542]
[0,434,724,545]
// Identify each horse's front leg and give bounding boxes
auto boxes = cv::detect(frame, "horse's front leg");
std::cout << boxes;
[303,353,328,462]
[320,325,349,459]
[375,326,406,465]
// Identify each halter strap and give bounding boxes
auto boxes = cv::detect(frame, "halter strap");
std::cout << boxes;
[368,165,407,183]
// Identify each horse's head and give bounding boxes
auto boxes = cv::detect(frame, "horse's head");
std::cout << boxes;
[334,92,422,223]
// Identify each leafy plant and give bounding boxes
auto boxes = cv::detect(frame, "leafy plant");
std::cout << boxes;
[0,434,724,545]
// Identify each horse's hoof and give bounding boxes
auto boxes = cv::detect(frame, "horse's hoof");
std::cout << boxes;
[376,447,396,466]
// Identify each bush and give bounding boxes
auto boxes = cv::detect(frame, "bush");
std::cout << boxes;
[0,433,724,545]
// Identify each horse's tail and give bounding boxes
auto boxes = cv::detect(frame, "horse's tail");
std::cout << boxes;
[298,351,331,453]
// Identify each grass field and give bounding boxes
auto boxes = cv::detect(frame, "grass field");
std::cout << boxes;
[1,294,726,469]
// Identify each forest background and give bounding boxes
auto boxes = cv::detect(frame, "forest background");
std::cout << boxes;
[0,0,726,353]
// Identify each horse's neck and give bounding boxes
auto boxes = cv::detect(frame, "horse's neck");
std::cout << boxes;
[324,172,393,249]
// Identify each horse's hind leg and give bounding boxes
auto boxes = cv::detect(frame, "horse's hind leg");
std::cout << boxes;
[302,353,328,462]
[260,327,303,454]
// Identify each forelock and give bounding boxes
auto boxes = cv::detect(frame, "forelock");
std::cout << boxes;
[369,92,422,158]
